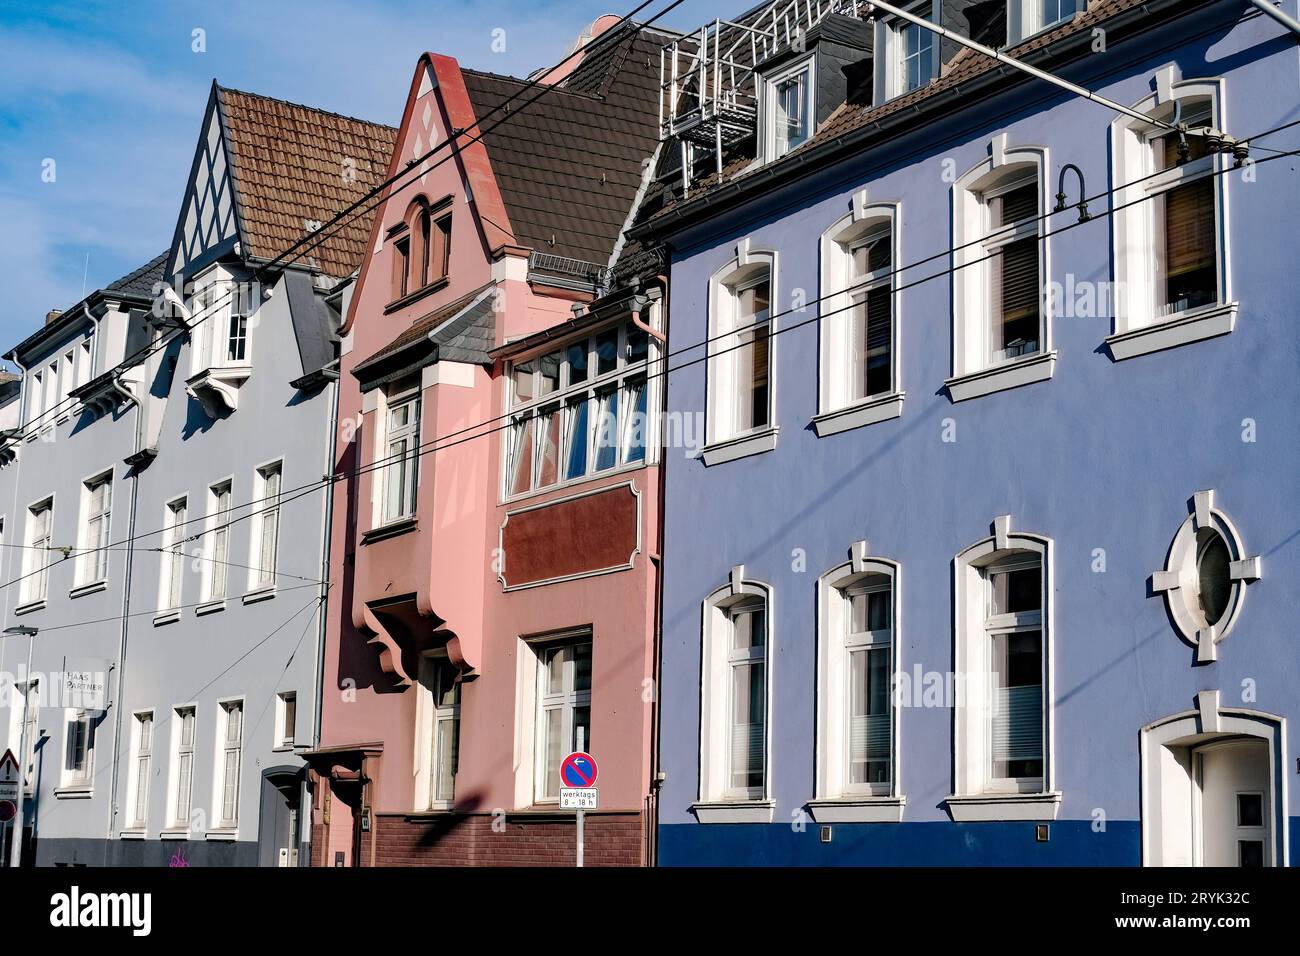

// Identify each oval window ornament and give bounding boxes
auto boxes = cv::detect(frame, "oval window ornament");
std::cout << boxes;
[1151,491,1260,663]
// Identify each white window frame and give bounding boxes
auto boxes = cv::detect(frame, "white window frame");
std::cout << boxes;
[533,639,593,804]
[695,571,775,823]
[949,518,1059,821]
[377,384,421,526]
[1008,0,1083,45]
[189,266,253,375]
[510,628,593,808]
[61,709,94,791]
[763,55,815,162]
[274,692,297,751]
[815,201,904,435]
[948,140,1055,401]
[703,244,779,465]
[75,468,113,588]
[166,705,198,831]
[200,479,233,604]
[20,497,54,607]
[502,312,659,502]
[414,655,460,810]
[157,496,187,615]
[811,550,903,822]
[248,459,282,592]
[125,710,154,830]
[1107,77,1234,360]
[873,0,939,105]
[212,698,244,831]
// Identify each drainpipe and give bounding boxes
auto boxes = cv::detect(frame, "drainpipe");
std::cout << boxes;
[312,362,341,751]
[103,371,144,864]
[1248,0,1300,37]
[645,276,668,867]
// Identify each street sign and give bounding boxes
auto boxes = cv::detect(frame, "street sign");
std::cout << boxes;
[560,751,598,789]
[0,750,19,824]
[559,788,599,810]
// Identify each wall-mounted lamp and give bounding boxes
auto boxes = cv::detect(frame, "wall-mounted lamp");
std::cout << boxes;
[1053,163,1091,223]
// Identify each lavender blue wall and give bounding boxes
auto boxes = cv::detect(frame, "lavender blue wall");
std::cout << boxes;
[657,4,1300,865]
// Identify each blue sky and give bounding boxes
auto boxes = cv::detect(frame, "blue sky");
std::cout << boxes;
[0,0,712,353]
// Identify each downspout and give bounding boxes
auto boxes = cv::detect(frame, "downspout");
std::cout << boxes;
[104,372,144,864]
[312,362,341,750]
[645,276,668,867]
[308,361,340,868]
[1248,0,1300,37]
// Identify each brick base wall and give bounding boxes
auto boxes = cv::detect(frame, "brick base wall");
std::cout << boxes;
[316,810,647,867]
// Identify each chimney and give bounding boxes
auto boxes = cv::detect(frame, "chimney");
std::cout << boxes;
[45,309,63,326]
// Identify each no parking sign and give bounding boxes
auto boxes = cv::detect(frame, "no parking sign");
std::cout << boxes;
[559,752,598,810]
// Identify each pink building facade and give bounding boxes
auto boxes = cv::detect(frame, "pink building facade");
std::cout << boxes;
[307,20,671,866]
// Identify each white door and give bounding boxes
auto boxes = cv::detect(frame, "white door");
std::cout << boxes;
[1195,738,1270,867]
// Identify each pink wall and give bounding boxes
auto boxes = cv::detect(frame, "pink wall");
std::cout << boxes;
[318,50,659,824]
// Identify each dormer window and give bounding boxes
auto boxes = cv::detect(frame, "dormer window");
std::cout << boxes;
[874,1,938,104]
[1009,0,1083,43]
[765,58,814,161]
[185,270,255,415]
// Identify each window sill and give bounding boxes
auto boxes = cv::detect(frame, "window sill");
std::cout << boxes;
[154,609,181,627]
[1105,301,1237,361]
[944,791,1061,822]
[69,579,108,599]
[195,599,227,617]
[384,276,450,314]
[159,829,192,841]
[242,586,277,605]
[54,786,93,800]
[812,391,905,437]
[502,457,651,507]
[806,796,905,823]
[118,830,147,840]
[691,800,776,824]
[361,516,417,544]
[945,350,1056,402]
[271,744,296,754]
[13,599,46,616]
[206,829,239,841]
[699,426,779,467]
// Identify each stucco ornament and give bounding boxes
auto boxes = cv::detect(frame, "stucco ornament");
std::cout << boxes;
[1151,490,1260,662]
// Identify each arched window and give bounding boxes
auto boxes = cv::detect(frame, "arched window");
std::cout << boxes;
[391,197,452,301]
[816,198,903,436]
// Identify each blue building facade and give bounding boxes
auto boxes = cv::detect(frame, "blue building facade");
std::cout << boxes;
[643,0,1300,865]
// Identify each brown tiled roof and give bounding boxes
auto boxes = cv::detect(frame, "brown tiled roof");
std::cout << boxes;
[217,87,398,279]
[641,0,1164,229]
[459,24,667,268]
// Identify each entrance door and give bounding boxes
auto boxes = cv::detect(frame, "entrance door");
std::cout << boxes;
[1195,738,1270,867]
[258,772,304,867]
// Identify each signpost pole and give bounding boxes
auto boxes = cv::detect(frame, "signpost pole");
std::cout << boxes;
[9,634,33,869]
[575,727,585,868]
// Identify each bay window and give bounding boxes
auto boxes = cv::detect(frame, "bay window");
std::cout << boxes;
[380,384,421,524]
[505,317,655,499]
[1109,81,1231,359]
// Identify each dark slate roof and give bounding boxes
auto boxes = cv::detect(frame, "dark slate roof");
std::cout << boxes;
[460,22,667,269]
[353,282,497,391]
[216,87,398,279]
[105,252,168,299]
[638,0,1173,233]
[282,269,339,378]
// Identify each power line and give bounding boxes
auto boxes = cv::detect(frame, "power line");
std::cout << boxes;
[11,137,1290,603]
